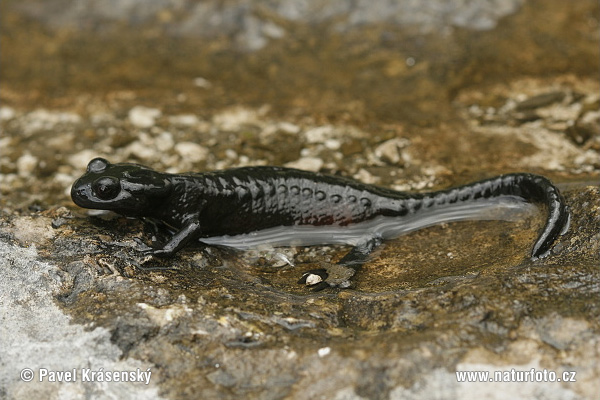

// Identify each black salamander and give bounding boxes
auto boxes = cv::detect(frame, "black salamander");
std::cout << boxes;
[71,158,570,290]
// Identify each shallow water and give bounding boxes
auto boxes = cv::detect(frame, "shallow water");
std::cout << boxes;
[202,196,533,248]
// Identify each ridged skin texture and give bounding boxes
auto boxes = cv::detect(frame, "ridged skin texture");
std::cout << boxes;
[72,158,570,259]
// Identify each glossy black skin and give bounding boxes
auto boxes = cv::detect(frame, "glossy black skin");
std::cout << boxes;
[72,158,570,287]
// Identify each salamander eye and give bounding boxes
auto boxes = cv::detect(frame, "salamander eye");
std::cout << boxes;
[87,158,109,173]
[92,177,120,200]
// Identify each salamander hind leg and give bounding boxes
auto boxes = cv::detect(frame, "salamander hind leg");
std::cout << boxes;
[298,236,383,291]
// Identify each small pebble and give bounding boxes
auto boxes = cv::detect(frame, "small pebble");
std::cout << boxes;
[304,126,335,143]
[17,153,38,177]
[317,347,331,357]
[305,274,323,286]
[175,142,210,163]
[0,106,15,120]
[169,114,200,126]
[51,217,67,229]
[284,157,323,172]
[375,138,409,165]
[193,77,212,88]
[515,91,565,111]
[129,106,161,128]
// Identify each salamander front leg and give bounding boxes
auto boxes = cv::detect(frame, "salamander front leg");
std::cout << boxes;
[143,220,202,257]
[298,236,383,291]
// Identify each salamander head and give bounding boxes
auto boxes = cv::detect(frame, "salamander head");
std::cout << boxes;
[71,158,172,217]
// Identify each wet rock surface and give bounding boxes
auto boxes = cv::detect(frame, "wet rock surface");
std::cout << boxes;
[1,0,599,399]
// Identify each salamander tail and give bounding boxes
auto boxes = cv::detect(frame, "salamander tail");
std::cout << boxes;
[515,174,570,259]
[455,173,570,259]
